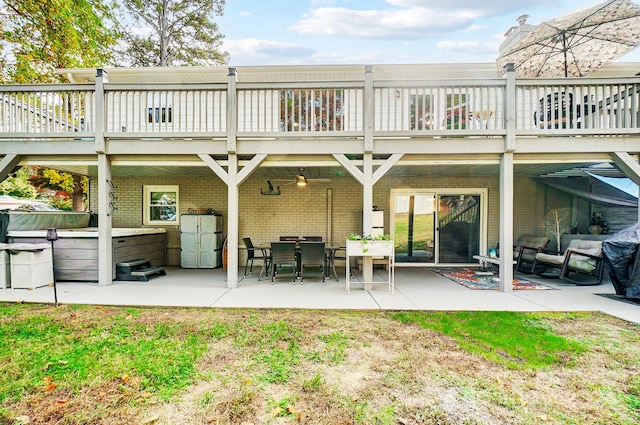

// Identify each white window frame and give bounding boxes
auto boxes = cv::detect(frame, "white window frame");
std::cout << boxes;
[143,185,179,226]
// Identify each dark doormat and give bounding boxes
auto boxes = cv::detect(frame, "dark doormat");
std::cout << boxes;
[596,293,640,307]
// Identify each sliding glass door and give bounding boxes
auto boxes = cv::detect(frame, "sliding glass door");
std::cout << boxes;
[393,194,436,263]
[436,194,481,264]
[391,189,486,265]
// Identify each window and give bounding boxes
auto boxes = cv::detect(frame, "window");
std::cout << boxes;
[143,185,179,225]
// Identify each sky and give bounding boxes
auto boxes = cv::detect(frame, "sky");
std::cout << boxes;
[217,0,640,67]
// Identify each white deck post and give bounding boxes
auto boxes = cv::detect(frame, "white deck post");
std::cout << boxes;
[226,68,239,288]
[95,69,113,286]
[227,154,239,288]
[499,64,516,291]
[97,153,113,286]
[362,65,375,288]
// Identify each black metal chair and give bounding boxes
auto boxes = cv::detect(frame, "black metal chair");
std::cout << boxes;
[327,246,352,281]
[270,241,298,284]
[303,236,323,241]
[298,241,326,284]
[242,237,270,278]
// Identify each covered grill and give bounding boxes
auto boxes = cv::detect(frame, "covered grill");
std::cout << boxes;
[603,223,640,299]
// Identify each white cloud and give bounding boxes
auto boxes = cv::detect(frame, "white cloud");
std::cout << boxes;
[436,40,500,56]
[385,0,553,13]
[224,39,316,65]
[290,7,482,39]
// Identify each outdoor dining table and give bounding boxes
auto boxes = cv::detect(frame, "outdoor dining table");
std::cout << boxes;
[254,244,342,281]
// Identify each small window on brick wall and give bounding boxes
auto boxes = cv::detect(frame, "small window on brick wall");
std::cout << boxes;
[143,185,179,225]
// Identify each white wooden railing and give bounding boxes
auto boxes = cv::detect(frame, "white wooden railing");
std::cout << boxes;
[515,78,640,134]
[0,72,639,142]
[373,80,506,136]
[0,85,94,139]
[105,84,227,135]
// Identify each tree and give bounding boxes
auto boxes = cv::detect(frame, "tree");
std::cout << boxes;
[0,168,37,199]
[116,0,229,67]
[0,0,118,83]
[26,166,88,211]
[542,208,573,252]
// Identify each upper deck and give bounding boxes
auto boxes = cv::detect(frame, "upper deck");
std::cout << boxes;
[0,63,638,158]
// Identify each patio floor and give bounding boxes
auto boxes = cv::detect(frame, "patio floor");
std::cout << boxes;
[1,266,639,324]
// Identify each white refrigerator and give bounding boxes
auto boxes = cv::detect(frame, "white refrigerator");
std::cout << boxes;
[372,210,384,238]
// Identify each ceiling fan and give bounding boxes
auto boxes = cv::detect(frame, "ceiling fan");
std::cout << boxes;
[272,168,331,187]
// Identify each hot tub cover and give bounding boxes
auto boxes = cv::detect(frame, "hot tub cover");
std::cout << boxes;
[603,223,640,298]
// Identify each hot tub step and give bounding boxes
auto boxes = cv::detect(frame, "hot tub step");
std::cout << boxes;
[130,266,166,281]
[116,259,166,281]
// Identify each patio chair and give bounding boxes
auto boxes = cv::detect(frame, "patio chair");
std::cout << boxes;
[279,236,299,242]
[242,237,270,278]
[513,235,550,273]
[270,241,298,284]
[326,246,353,281]
[298,241,326,284]
[302,236,323,241]
[532,239,605,285]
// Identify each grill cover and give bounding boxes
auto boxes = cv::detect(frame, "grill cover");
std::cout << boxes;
[603,223,640,298]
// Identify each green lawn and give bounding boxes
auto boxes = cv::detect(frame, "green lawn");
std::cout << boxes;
[1,304,638,424]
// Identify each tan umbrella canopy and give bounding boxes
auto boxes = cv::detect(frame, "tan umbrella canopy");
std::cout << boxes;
[497,0,640,77]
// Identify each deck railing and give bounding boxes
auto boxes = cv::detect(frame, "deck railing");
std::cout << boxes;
[0,85,95,139]
[515,78,640,134]
[105,84,227,136]
[373,80,506,136]
[235,82,364,136]
[0,73,639,142]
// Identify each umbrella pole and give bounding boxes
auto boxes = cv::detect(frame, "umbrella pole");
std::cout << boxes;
[562,31,568,77]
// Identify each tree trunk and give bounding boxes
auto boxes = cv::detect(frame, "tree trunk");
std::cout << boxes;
[72,174,84,211]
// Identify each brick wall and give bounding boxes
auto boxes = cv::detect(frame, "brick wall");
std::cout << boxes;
[89,173,607,265]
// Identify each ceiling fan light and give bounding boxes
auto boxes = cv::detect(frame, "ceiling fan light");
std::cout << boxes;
[296,175,307,186]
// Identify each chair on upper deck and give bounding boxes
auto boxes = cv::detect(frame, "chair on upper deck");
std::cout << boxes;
[270,241,298,284]
[298,241,326,284]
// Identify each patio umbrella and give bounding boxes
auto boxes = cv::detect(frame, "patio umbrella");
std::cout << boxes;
[497,0,640,77]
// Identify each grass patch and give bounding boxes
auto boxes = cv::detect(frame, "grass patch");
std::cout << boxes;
[392,311,586,369]
[1,305,637,424]
[0,305,209,404]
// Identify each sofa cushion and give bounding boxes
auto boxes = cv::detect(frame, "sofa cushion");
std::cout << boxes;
[514,235,549,258]
[567,257,597,273]
[535,252,566,265]
[565,239,603,257]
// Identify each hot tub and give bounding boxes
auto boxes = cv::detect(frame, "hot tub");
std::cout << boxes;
[7,228,166,282]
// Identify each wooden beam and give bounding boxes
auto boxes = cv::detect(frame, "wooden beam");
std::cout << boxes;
[198,154,229,183]
[0,154,21,181]
[373,153,403,184]
[333,154,364,184]
[611,152,640,186]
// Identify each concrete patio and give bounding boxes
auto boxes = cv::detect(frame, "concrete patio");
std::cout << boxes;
[1,266,639,324]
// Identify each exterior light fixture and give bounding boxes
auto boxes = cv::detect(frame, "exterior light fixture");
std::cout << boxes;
[46,228,59,307]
